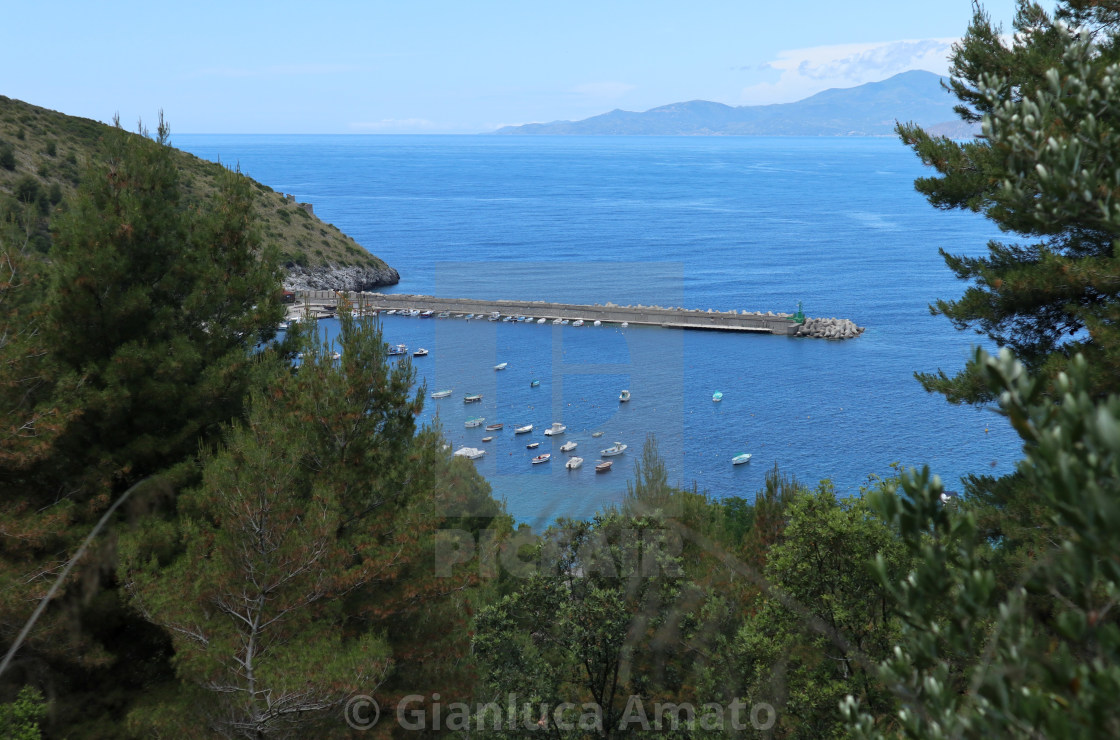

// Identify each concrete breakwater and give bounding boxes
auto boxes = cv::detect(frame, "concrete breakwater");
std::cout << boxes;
[291,290,864,340]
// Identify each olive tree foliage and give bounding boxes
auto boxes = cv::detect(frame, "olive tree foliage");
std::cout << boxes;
[902,1,1120,402]
[843,348,1120,738]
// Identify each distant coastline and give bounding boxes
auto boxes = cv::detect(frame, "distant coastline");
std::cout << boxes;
[494,70,978,138]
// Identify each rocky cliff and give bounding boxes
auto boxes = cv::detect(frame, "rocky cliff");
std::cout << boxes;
[283,262,400,292]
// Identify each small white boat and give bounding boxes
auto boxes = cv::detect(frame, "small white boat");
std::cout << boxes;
[419,310,434,318]
[494,362,508,371]
[437,311,450,318]
[465,313,475,319]
[621,322,629,328]
[531,453,551,464]
[453,446,486,459]
[543,422,566,436]
[431,389,452,399]
[481,436,493,442]
[595,460,613,473]
[278,320,289,330]
[560,441,577,452]
[526,442,540,449]
[530,379,540,387]
[619,390,631,402]
[566,456,583,470]
[732,453,752,465]
[560,319,570,325]
[551,318,563,325]
[413,348,429,357]
[465,417,485,428]
[485,423,504,431]
[572,319,584,327]
[600,442,628,457]
[464,393,483,403]
[591,431,604,438]
[593,320,601,327]
[537,318,547,324]
[712,391,723,402]
[515,424,533,434]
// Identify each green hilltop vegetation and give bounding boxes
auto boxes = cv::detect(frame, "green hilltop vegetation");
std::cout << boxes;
[3,2,1120,737]
[0,95,395,282]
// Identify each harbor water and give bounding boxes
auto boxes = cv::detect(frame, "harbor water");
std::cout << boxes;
[178,134,1021,527]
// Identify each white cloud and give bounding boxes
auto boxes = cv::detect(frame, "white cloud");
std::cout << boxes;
[741,38,957,105]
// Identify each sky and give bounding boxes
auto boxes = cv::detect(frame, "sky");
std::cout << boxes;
[5,0,1019,134]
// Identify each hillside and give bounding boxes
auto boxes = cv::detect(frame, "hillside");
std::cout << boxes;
[496,70,978,137]
[0,96,398,290]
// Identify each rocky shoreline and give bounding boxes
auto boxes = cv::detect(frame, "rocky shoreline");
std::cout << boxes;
[283,262,400,293]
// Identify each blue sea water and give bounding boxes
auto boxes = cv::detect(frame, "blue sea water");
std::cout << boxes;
[177,134,1021,527]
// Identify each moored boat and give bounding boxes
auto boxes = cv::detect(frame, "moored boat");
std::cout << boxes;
[732,453,752,465]
[485,423,504,431]
[526,442,540,449]
[419,310,434,318]
[595,460,613,473]
[530,379,541,387]
[453,447,486,459]
[543,422,566,436]
[531,453,551,464]
[591,431,604,438]
[537,318,547,324]
[566,456,583,470]
[465,417,485,428]
[572,319,584,327]
[494,362,508,370]
[593,320,601,327]
[619,389,631,402]
[712,391,723,402]
[464,393,483,403]
[600,442,628,457]
[413,348,429,357]
[481,436,493,442]
[515,424,533,434]
[431,389,453,399]
[560,441,577,452]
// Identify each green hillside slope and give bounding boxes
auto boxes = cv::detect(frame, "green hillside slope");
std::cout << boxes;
[0,96,398,290]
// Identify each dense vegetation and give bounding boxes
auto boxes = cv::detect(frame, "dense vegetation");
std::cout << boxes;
[0,95,391,275]
[3,1,1120,737]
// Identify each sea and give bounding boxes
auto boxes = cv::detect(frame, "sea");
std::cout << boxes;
[176,134,1022,528]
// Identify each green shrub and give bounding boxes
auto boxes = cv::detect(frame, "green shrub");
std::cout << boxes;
[0,143,14,170]
[44,140,56,157]
[14,175,40,204]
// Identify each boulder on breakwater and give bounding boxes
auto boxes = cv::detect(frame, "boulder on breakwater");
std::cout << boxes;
[795,316,865,340]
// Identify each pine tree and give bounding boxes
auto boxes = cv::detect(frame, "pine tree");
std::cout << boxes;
[901,1,1120,402]
[0,115,285,734]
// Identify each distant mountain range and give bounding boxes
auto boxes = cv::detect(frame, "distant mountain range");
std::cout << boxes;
[494,70,975,137]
